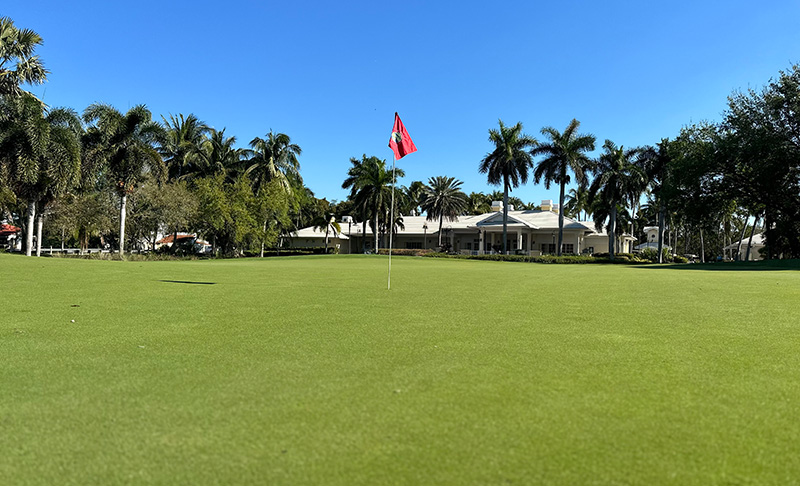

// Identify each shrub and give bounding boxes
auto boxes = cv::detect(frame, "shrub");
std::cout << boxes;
[639,247,672,263]
[673,255,689,264]
[376,249,435,256]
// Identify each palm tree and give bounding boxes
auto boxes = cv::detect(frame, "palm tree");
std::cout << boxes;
[313,213,341,253]
[532,119,596,256]
[588,140,645,260]
[83,103,165,255]
[403,180,426,216]
[420,176,468,248]
[466,191,491,215]
[0,17,49,98]
[247,131,301,194]
[199,128,250,180]
[478,120,537,254]
[0,95,81,256]
[160,113,209,181]
[638,141,672,262]
[564,185,592,221]
[342,155,404,252]
[34,107,83,256]
[247,131,301,256]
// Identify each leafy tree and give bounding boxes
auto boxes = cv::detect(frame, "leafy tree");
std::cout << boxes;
[0,16,48,98]
[532,119,596,255]
[255,179,291,255]
[420,176,468,247]
[129,180,199,252]
[83,103,165,254]
[193,173,258,256]
[478,120,537,254]
[721,64,800,258]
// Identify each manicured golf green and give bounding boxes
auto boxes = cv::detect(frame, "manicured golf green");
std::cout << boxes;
[2,253,799,485]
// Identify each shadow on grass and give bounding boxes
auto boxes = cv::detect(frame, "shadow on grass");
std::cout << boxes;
[159,280,217,285]
[632,259,800,272]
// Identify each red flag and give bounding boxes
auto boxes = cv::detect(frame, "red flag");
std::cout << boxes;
[388,112,417,160]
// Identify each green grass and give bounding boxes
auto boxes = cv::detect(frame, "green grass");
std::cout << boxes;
[2,254,799,485]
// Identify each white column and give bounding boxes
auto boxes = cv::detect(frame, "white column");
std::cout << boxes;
[517,231,522,252]
[527,231,532,253]
[479,230,484,254]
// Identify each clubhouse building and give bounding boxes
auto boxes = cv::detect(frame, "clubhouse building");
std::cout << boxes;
[287,200,635,255]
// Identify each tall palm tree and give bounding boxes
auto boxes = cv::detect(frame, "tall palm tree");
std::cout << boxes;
[247,131,301,195]
[83,103,165,255]
[639,141,673,262]
[199,128,250,180]
[0,95,80,256]
[420,176,468,247]
[346,156,404,252]
[588,140,645,260]
[160,113,209,181]
[0,17,49,98]
[478,120,537,254]
[247,131,301,256]
[532,119,596,256]
[34,107,83,256]
[342,155,405,252]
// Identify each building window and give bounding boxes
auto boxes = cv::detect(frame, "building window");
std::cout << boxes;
[406,242,422,249]
[541,243,556,254]
[563,244,574,254]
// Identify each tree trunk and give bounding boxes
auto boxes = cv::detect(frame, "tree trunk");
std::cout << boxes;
[657,204,665,263]
[374,212,379,253]
[745,214,760,262]
[324,225,330,253]
[25,200,36,257]
[35,210,44,257]
[609,205,617,260]
[119,194,127,255]
[699,227,705,263]
[502,178,509,254]
[61,227,66,252]
[260,219,267,257]
[362,220,367,253]
[735,215,748,261]
[557,178,565,256]
[764,209,772,260]
[437,215,444,247]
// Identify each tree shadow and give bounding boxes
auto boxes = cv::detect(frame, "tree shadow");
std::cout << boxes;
[632,260,800,272]
[159,280,217,285]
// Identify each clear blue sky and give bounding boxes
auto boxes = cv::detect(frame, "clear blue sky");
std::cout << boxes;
[8,1,800,206]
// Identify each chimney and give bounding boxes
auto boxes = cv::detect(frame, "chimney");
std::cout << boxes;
[553,204,560,214]
[491,201,503,212]
[541,199,553,211]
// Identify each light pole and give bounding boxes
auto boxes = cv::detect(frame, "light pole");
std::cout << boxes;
[423,221,428,250]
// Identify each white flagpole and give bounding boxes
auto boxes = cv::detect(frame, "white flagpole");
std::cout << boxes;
[388,158,396,290]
